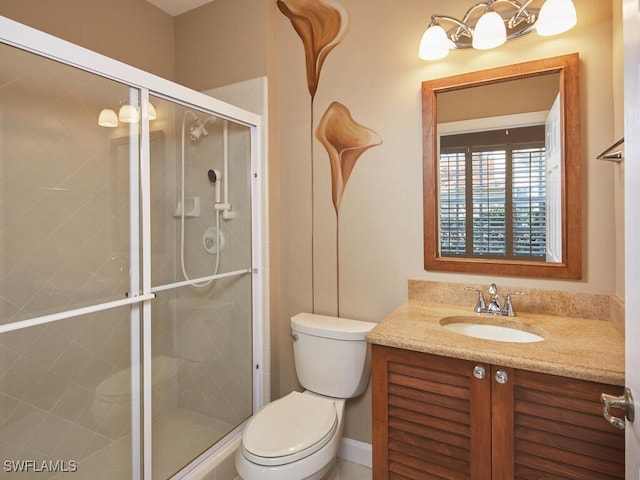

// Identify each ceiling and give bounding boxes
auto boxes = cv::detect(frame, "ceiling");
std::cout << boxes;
[146,0,214,17]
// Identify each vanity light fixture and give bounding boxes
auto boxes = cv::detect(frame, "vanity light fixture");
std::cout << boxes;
[418,0,577,61]
[147,102,157,120]
[472,5,507,50]
[98,102,157,127]
[98,108,118,127]
[535,0,577,36]
[118,104,140,123]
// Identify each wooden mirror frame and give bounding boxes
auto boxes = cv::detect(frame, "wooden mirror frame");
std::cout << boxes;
[422,53,581,279]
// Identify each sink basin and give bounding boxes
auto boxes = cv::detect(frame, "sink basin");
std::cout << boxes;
[439,316,546,343]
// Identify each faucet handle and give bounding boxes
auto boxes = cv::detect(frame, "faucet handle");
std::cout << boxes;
[504,291,527,316]
[464,287,487,313]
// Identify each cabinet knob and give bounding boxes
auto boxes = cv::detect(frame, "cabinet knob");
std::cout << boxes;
[495,369,509,384]
[473,365,486,379]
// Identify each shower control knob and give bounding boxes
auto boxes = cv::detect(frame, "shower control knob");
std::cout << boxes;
[473,365,486,380]
[202,226,225,254]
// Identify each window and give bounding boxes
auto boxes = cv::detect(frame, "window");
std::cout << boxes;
[439,126,546,261]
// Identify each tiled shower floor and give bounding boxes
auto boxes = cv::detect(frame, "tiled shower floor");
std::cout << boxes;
[58,408,233,479]
[51,408,371,480]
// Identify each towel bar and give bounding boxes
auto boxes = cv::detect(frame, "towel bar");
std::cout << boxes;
[596,137,624,162]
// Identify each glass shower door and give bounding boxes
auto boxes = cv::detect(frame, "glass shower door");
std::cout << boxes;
[147,97,254,478]
[0,16,262,479]
[0,42,142,478]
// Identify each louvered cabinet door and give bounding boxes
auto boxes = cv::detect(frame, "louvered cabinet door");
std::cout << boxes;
[492,368,625,480]
[372,345,491,479]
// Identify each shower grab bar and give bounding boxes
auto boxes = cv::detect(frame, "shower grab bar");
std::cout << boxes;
[151,268,252,293]
[0,293,157,334]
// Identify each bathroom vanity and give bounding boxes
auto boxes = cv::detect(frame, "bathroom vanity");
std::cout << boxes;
[367,298,625,480]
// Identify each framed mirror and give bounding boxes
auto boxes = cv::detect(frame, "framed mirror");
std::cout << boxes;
[422,54,581,279]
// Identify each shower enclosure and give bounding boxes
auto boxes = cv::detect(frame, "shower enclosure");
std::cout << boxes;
[0,17,264,479]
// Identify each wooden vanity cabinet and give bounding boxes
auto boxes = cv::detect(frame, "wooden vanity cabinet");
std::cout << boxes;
[371,344,625,480]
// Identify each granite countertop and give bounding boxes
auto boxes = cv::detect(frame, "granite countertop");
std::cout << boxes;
[366,300,625,386]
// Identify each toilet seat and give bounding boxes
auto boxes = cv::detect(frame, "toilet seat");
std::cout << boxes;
[95,355,177,403]
[241,392,337,466]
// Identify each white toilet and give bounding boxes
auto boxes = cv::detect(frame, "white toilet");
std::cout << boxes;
[91,355,177,438]
[235,312,376,480]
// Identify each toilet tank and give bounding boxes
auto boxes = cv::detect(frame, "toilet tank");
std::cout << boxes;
[291,313,377,398]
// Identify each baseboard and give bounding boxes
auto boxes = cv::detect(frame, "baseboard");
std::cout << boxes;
[337,437,372,468]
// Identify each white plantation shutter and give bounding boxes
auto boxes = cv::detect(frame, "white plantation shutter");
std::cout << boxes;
[471,149,506,256]
[512,147,546,257]
[439,126,546,260]
[439,151,466,255]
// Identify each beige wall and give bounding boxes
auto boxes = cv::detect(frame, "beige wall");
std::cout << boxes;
[275,0,619,443]
[612,0,625,299]
[175,0,269,90]
[0,0,269,91]
[0,0,176,81]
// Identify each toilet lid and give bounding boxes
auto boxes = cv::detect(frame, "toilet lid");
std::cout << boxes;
[242,392,337,466]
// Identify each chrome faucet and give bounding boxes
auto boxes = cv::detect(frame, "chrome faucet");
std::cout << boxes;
[465,283,527,317]
[464,286,486,313]
[487,283,502,313]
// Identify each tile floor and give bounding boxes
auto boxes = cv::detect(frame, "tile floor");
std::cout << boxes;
[325,458,372,480]
[233,458,372,480]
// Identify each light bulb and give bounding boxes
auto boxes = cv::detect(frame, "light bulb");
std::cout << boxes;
[98,109,118,127]
[536,0,577,36]
[472,10,507,50]
[119,104,140,123]
[419,24,451,61]
[147,102,157,120]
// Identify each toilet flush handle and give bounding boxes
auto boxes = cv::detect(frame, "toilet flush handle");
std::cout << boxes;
[289,332,299,341]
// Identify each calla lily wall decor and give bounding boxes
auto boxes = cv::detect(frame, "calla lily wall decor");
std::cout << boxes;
[276,0,349,99]
[317,102,383,214]
[278,0,383,317]
[316,102,382,315]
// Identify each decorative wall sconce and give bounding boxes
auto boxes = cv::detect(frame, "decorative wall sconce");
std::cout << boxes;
[98,102,157,127]
[418,0,577,61]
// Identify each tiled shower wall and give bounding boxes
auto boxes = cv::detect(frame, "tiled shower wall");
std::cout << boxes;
[170,76,267,424]
[0,41,260,470]
[170,115,253,425]
[0,43,140,465]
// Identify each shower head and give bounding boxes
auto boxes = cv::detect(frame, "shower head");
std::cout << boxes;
[207,169,219,183]
[208,169,222,203]
[189,116,216,141]
[189,121,208,141]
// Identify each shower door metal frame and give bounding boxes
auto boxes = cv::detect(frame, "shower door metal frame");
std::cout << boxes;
[0,15,264,480]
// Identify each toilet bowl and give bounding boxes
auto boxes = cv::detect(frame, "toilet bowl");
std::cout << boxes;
[91,355,177,438]
[236,391,345,480]
[235,313,376,480]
